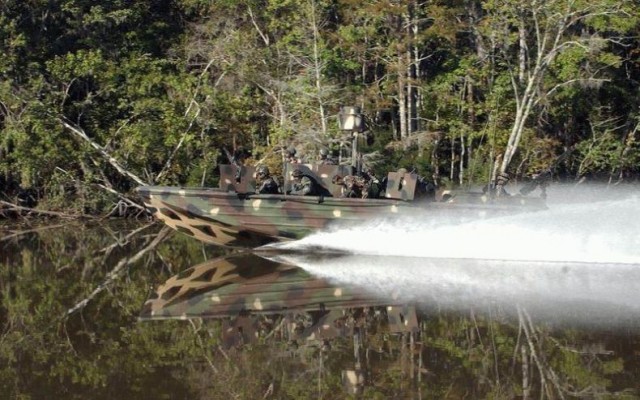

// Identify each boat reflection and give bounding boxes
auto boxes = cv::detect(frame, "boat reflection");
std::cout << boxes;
[141,249,640,335]
[140,251,640,397]
[140,252,417,346]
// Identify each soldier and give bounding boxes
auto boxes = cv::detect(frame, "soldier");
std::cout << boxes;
[332,174,369,198]
[255,165,280,194]
[319,148,336,165]
[285,146,299,164]
[288,169,317,196]
[361,170,382,198]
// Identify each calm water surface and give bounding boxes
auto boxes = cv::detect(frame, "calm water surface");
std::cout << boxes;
[1,219,639,399]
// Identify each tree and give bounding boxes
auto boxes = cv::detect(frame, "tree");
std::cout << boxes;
[480,0,637,187]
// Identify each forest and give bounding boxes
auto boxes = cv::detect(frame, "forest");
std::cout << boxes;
[1,0,639,214]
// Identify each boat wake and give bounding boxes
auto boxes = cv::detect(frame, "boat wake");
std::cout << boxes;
[261,253,640,327]
[259,190,640,326]
[265,193,640,264]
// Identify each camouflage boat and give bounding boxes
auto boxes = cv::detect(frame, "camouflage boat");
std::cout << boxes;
[137,162,548,247]
[139,252,393,320]
[139,251,418,348]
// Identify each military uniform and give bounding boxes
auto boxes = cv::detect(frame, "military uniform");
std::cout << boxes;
[256,176,280,194]
[318,148,336,165]
[363,172,382,198]
[255,165,280,194]
[289,171,317,196]
[334,175,369,198]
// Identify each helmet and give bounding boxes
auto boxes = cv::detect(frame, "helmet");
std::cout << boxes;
[256,165,269,178]
[331,175,343,184]
[287,146,297,156]
[319,148,329,157]
[397,168,408,174]
[292,169,303,178]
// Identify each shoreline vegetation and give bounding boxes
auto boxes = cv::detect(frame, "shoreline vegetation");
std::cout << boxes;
[1,1,639,217]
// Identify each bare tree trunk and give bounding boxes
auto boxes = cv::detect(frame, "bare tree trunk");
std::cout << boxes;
[407,54,414,136]
[522,343,530,400]
[410,331,415,382]
[398,56,408,141]
[518,16,527,85]
[459,131,465,185]
[495,1,624,178]
[450,136,455,181]
[432,136,441,184]
[468,0,487,60]
[413,10,422,134]
[309,0,327,136]
[407,5,416,137]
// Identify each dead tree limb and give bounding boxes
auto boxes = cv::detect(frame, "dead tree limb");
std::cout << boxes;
[94,183,147,214]
[0,222,71,242]
[60,118,148,186]
[80,221,158,279]
[65,226,172,317]
[518,306,566,400]
[0,200,85,219]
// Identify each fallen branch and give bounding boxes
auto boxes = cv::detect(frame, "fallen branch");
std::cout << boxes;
[155,104,200,183]
[0,200,85,219]
[79,221,158,279]
[94,183,148,214]
[60,118,148,186]
[65,226,172,317]
[519,306,566,400]
[0,222,71,242]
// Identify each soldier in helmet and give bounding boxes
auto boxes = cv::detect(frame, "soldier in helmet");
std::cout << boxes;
[332,174,369,198]
[285,146,299,164]
[318,148,336,165]
[288,168,317,196]
[255,165,280,194]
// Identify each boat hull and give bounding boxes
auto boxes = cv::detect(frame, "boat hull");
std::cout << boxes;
[137,186,547,247]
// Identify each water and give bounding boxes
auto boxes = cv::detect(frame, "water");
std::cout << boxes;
[2,192,640,399]
[265,189,640,316]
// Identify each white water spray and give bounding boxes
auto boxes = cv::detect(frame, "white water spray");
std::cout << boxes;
[275,190,640,264]
[263,187,640,325]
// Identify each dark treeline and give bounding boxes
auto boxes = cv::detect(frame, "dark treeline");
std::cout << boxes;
[1,0,639,213]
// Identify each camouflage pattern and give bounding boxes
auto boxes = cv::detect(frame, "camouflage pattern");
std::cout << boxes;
[288,175,316,196]
[334,175,369,198]
[139,251,414,348]
[136,164,548,247]
[139,252,391,320]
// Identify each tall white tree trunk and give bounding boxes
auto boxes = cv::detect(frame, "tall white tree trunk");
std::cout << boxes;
[309,0,327,136]
[398,55,408,140]
[487,0,631,183]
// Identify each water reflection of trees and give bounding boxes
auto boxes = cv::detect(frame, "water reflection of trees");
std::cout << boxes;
[181,307,633,399]
[0,222,637,399]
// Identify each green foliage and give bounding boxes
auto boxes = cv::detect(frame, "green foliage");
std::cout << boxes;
[1,0,640,211]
